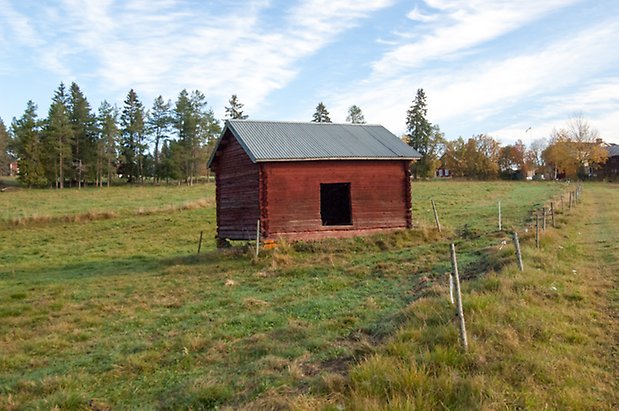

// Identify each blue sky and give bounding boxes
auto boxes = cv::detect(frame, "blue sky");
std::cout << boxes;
[1,0,618,145]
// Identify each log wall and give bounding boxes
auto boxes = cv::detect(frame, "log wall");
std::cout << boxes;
[262,160,411,240]
[211,131,260,240]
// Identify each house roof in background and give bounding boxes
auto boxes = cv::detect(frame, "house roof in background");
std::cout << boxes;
[606,143,619,157]
[209,120,421,166]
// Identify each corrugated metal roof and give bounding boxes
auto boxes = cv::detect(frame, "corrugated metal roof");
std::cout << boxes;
[210,120,421,165]
[607,144,619,157]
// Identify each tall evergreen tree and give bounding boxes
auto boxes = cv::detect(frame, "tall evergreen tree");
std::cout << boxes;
[312,102,332,123]
[174,89,220,184]
[120,89,146,183]
[147,96,172,180]
[11,101,46,187]
[159,139,182,183]
[0,117,11,176]
[97,100,120,187]
[43,83,74,188]
[346,105,366,124]
[224,94,248,119]
[406,89,432,154]
[406,89,435,178]
[67,82,96,187]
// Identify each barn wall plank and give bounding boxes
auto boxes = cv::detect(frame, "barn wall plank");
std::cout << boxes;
[263,160,411,239]
[211,131,259,239]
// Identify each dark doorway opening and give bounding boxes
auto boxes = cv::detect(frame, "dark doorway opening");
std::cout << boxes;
[320,183,352,226]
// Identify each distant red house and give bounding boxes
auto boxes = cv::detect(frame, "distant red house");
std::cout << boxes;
[9,160,19,177]
[208,120,421,242]
[435,167,450,178]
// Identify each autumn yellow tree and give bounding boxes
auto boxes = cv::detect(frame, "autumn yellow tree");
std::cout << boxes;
[543,116,607,179]
[444,134,500,179]
[499,139,528,179]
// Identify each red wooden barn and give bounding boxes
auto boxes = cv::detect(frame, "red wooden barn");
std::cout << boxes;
[208,120,421,242]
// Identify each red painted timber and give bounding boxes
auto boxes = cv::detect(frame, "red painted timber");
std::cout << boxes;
[211,131,259,240]
[262,160,411,240]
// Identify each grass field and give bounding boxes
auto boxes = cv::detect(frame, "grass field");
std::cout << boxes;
[0,181,616,409]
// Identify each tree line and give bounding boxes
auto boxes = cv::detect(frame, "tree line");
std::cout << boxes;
[403,89,609,180]
[0,88,371,188]
[1,86,610,187]
[1,84,239,188]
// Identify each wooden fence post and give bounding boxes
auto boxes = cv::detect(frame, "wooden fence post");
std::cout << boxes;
[498,201,502,231]
[535,212,540,248]
[197,231,203,255]
[542,207,546,231]
[450,244,468,351]
[448,272,454,305]
[255,219,261,258]
[551,201,555,228]
[431,200,442,233]
[513,232,524,271]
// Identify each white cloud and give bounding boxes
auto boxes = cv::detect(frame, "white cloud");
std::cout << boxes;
[326,14,619,145]
[490,78,619,144]
[406,7,438,23]
[0,0,43,48]
[372,0,581,77]
[3,0,393,116]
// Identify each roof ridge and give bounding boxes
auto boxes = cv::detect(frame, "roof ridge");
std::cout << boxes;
[226,119,384,127]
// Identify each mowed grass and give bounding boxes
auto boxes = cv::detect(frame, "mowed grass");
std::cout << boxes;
[0,184,215,225]
[1,181,615,409]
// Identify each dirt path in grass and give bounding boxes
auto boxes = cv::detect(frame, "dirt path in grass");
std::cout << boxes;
[577,184,619,401]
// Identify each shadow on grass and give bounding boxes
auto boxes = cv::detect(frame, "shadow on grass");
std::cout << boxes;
[0,247,253,283]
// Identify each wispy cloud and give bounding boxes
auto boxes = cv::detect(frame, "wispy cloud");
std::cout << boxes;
[326,2,619,144]
[371,0,581,77]
[2,0,393,114]
[490,77,619,143]
[0,0,43,48]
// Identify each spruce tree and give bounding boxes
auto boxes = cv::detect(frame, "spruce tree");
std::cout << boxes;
[312,102,332,123]
[67,82,96,187]
[174,89,192,183]
[224,94,248,119]
[346,105,366,124]
[44,83,74,188]
[147,96,172,181]
[11,101,46,187]
[97,100,120,187]
[120,89,146,183]
[174,89,220,185]
[406,89,432,154]
[406,89,434,178]
[0,117,11,176]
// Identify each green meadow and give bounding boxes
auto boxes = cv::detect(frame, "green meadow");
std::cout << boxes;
[0,181,616,409]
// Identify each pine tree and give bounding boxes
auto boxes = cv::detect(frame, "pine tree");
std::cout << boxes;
[43,83,74,188]
[97,100,120,187]
[224,94,248,119]
[67,82,96,187]
[312,102,332,123]
[174,89,220,185]
[346,105,366,124]
[11,101,46,187]
[120,89,146,183]
[159,139,182,183]
[0,117,11,176]
[147,96,172,181]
